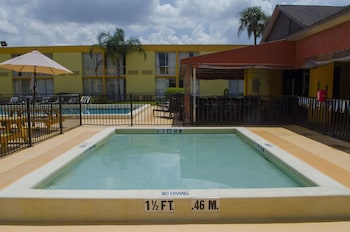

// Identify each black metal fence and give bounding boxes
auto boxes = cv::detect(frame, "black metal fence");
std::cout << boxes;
[193,95,350,140]
[295,97,350,140]
[193,96,297,125]
[0,93,183,157]
[80,94,182,126]
[0,94,81,157]
[1,93,349,157]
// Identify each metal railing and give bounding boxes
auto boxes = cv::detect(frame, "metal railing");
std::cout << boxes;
[80,94,183,126]
[193,96,297,125]
[1,93,349,157]
[0,94,81,157]
[295,97,350,140]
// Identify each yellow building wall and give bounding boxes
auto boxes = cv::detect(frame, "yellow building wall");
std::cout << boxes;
[268,69,282,96]
[244,69,282,96]
[199,79,228,96]
[339,64,350,98]
[0,45,243,96]
[245,69,266,95]
[0,54,13,96]
[126,51,155,94]
[53,52,83,94]
[143,44,243,53]
[309,63,334,98]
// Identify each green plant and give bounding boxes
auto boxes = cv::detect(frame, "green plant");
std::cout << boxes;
[164,87,184,97]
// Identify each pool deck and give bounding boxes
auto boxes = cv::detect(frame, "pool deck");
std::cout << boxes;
[0,125,350,231]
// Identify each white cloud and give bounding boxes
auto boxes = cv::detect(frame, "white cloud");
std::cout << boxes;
[0,0,348,47]
[142,28,178,44]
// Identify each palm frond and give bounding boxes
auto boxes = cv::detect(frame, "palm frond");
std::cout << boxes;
[237,6,269,44]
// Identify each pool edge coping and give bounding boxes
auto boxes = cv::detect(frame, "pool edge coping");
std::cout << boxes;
[1,126,349,199]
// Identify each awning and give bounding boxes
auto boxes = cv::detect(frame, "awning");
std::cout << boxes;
[303,48,350,68]
[181,40,296,76]
[181,39,296,124]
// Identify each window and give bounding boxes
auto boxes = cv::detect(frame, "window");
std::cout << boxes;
[155,78,176,95]
[83,78,125,97]
[82,53,103,76]
[156,52,176,75]
[83,78,103,95]
[105,78,125,96]
[13,78,53,96]
[106,56,126,76]
[178,52,198,62]
[229,80,244,96]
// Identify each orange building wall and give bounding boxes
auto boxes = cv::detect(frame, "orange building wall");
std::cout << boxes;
[295,21,350,68]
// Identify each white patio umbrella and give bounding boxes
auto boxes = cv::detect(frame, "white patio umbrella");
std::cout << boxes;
[0,50,73,98]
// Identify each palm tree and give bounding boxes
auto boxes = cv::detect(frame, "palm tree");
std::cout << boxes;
[90,28,146,97]
[238,6,269,45]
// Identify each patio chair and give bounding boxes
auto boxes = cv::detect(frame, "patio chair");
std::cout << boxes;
[40,96,50,103]
[153,95,182,118]
[1,117,28,154]
[8,97,19,104]
[80,96,91,104]
[32,108,64,131]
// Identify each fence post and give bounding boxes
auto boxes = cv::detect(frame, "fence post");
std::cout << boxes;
[256,96,261,123]
[79,93,82,126]
[59,95,63,134]
[130,93,133,126]
[26,97,32,147]
[322,100,327,135]
[292,96,298,124]
[179,94,184,126]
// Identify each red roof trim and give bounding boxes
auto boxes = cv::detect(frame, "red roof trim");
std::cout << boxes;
[181,40,295,69]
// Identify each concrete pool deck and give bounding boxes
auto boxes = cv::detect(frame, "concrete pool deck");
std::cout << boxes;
[0,125,350,231]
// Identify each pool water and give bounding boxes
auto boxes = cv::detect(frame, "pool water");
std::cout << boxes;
[63,108,131,115]
[39,133,304,190]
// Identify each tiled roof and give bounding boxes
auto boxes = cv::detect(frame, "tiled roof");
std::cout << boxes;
[278,5,346,28]
[261,4,349,42]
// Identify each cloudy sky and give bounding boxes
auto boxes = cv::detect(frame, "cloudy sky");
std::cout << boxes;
[1,0,349,47]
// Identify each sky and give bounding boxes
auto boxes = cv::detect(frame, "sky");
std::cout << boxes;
[0,0,349,47]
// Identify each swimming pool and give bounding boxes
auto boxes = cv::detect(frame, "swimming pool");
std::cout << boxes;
[1,127,349,224]
[0,103,150,117]
[63,107,131,115]
[37,132,308,190]
[62,103,150,118]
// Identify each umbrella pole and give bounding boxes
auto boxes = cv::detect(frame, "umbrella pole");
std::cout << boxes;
[33,66,36,100]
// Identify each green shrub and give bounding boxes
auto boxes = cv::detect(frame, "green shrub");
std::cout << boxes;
[164,87,184,96]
